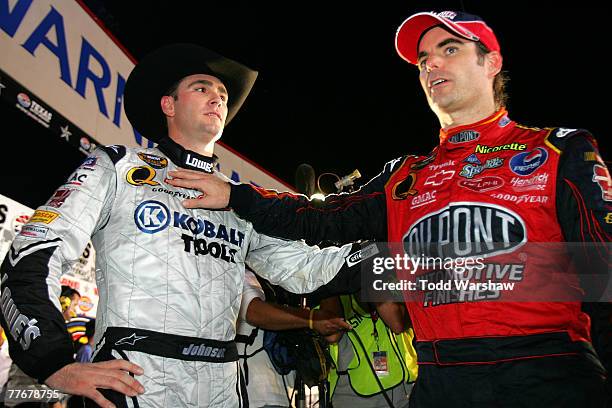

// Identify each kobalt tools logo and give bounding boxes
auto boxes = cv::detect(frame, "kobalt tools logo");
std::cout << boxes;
[509,148,548,176]
[180,234,238,263]
[133,201,245,264]
[448,130,480,144]
[134,200,171,234]
[403,202,527,258]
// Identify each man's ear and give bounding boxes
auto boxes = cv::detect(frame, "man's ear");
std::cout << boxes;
[161,95,175,117]
[486,51,503,78]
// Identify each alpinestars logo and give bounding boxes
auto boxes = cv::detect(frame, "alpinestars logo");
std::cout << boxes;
[115,333,148,346]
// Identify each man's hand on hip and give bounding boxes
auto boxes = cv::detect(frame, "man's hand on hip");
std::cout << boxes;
[166,169,230,209]
[45,360,145,408]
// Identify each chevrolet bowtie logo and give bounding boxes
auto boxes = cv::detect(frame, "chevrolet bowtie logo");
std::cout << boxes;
[115,333,148,346]
[424,170,455,186]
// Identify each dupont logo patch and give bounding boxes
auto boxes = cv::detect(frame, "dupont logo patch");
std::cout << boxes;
[403,202,527,258]
[448,130,480,144]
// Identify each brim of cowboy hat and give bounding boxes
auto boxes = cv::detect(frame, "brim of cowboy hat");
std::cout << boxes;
[124,43,258,143]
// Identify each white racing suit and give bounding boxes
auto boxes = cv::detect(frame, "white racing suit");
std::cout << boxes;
[0,138,363,407]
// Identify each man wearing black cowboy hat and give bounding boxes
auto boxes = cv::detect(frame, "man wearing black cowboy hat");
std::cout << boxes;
[0,44,368,408]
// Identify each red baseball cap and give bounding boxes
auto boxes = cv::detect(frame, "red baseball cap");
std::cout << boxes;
[395,11,500,65]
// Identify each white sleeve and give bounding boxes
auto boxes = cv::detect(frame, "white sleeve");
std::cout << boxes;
[245,229,353,294]
[239,269,265,321]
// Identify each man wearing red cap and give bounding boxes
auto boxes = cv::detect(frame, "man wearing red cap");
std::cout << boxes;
[168,11,611,407]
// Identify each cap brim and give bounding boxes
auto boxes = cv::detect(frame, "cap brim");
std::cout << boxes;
[395,12,479,64]
[124,43,258,143]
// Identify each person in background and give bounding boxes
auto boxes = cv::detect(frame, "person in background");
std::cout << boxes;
[59,287,80,322]
[320,296,417,408]
[75,320,95,364]
[237,269,351,407]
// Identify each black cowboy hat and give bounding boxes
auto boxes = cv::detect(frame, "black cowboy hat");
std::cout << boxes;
[123,43,258,143]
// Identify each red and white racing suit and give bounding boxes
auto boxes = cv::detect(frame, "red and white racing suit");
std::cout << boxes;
[228,109,612,406]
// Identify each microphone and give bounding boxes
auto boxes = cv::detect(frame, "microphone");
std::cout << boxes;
[334,169,361,192]
[295,163,316,196]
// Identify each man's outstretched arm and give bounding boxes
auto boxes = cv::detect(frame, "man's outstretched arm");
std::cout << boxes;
[167,156,407,245]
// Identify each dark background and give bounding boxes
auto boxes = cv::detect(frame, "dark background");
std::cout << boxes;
[2,1,608,207]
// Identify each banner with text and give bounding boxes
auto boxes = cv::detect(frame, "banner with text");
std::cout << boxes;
[0,0,291,191]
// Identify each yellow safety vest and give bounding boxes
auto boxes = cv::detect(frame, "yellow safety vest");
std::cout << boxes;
[328,295,418,397]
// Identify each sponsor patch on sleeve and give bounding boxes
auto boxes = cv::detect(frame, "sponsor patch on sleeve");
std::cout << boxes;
[29,210,60,224]
[80,156,97,168]
[593,164,612,202]
[47,189,73,208]
[19,224,49,239]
